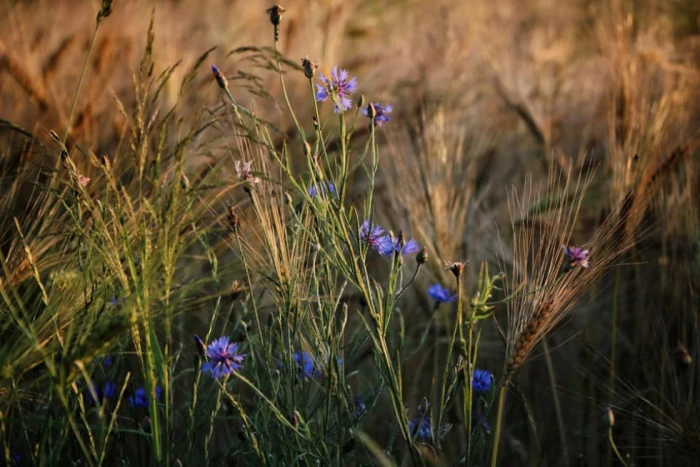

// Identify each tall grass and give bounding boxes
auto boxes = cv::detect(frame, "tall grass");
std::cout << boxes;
[0,0,698,466]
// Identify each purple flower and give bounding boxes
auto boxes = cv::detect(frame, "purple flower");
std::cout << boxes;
[315,66,357,113]
[382,236,420,257]
[408,399,433,442]
[472,369,493,393]
[428,284,457,303]
[128,386,162,408]
[362,102,392,127]
[235,160,260,185]
[201,337,246,380]
[309,181,337,198]
[360,220,394,254]
[211,64,228,90]
[562,245,590,269]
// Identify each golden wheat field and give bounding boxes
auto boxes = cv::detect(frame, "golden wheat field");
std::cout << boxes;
[0,0,699,465]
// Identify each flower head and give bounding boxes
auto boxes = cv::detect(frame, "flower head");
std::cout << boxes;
[315,67,357,113]
[301,55,318,79]
[266,5,285,26]
[562,245,590,269]
[84,380,116,404]
[472,369,493,393]
[235,160,260,185]
[408,398,433,442]
[428,284,457,303]
[308,181,337,198]
[128,385,162,408]
[362,102,392,127]
[443,261,468,279]
[211,65,228,90]
[294,351,320,379]
[382,234,420,257]
[78,174,90,187]
[201,336,246,380]
[360,220,393,255]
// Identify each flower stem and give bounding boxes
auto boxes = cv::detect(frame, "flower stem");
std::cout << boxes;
[490,384,508,467]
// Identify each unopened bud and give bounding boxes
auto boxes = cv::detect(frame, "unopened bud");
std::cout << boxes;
[266,5,285,26]
[194,334,207,360]
[211,65,228,90]
[417,247,428,265]
[605,406,615,427]
[301,56,318,79]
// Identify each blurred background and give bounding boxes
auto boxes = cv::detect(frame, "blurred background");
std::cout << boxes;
[1,0,699,465]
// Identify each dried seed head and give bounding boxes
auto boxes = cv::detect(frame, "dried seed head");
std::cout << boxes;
[301,55,318,79]
[266,5,285,26]
[97,0,113,23]
[443,261,468,279]
[227,206,239,233]
[417,247,429,265]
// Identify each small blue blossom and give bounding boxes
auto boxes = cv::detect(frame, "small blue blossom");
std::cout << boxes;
[362,102,392,127]
[315,66,357,113]
[382,236,420,257]
[428,284,457,303]
[407,398,433,442]
[103,381,116,400]
[360,220,394,255]
[293,351,320,379]
[472,369,493,393]
[309,181,337,198]
[102,355,113,367]
[201,336,246,380]
[562,244,590,269]
[472,412,491,433]
[128,386,162,408]
[83,380,116,405]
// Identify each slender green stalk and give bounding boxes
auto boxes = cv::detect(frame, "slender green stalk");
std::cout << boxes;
[608,427,629,467]
[491,384,507,467]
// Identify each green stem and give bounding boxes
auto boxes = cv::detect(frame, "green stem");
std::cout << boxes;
[491,384,507,467]
[608,427,629,467]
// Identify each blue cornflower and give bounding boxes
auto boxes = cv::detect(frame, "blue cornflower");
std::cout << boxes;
[382,236,420,257]
[128,386,162,408]
[562,244,590,269]
[408,399,433,442]
[293,351,320,379]
[428,284,457,303]
[315,66,357,113]
[83,380,117,405]
[472,369,493,393]
[360,220,393,255]
[309,181,337,198]
[201,336,246,380]
[102,355,113,366]
[362,102,392,127]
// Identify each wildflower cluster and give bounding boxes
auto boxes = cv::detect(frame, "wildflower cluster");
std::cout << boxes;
[359,220,420,257]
